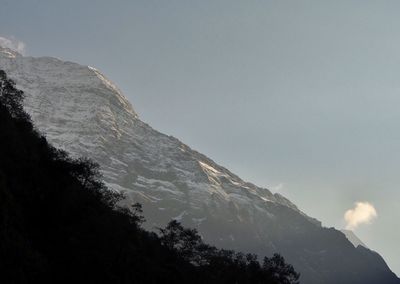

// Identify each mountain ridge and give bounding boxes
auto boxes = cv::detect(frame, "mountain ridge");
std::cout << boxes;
[341,229,367,248]
[1,46,398,284]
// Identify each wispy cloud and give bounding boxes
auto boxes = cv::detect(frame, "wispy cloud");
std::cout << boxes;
[270,183,284,192]
[0,36,26,55]
[344,201,377,230]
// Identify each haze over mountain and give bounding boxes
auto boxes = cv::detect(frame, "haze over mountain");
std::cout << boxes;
[1,45,398,283]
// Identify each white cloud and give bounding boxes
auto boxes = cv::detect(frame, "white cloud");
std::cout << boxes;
[344,201,377,230]
[0,36,26,55]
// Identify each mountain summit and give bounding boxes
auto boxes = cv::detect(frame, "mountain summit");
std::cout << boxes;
[1,47,398,283]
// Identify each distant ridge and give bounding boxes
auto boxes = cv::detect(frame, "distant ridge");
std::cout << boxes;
[341,230,367,248]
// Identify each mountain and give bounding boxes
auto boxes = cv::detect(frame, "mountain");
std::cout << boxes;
[341,230,367,248]
[0,70,299,284]
[1,46,398,283]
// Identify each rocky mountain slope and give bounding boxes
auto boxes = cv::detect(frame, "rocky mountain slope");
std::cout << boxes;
[341,230,367,248]
[1,46,398,283]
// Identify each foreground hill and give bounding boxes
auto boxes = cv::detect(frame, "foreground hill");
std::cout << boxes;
[1,46,398,283]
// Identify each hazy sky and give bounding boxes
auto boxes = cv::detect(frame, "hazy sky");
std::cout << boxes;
[1,0,399,274]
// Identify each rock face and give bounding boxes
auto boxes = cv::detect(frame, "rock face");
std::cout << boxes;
[1,46,398,284]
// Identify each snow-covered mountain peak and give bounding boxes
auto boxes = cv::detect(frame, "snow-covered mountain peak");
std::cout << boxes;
[0,48,316,228]
[0,45,22,58]
[0,51,138,124]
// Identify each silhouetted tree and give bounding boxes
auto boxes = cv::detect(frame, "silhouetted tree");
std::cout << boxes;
[263,254,300,284]
[159,220,300,283]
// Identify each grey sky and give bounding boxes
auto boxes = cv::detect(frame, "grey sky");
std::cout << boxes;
[1,0,399,274]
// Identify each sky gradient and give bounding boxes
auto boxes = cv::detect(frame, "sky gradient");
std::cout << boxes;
[1,0,399,274]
